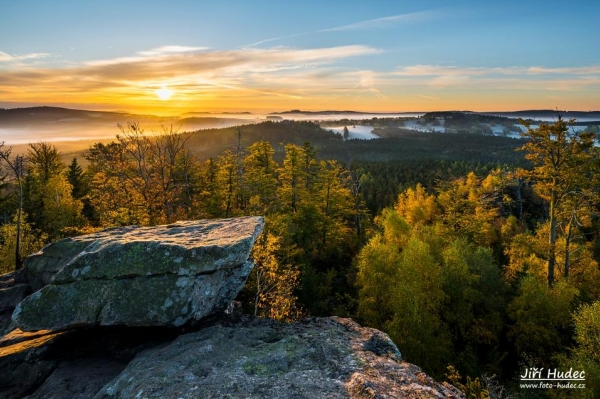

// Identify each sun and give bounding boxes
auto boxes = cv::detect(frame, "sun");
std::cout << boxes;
[155,85,174,100]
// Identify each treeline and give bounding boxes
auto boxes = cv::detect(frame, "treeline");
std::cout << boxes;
[421,111,521,131]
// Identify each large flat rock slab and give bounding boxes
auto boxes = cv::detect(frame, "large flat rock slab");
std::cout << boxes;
[93,316,463,399]
[12,217,264,331]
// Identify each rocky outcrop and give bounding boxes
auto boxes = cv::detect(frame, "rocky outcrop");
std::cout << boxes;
[13,217,264,331]
[0,216,462,398]
[95,316,462,399]
[0,314,463,399]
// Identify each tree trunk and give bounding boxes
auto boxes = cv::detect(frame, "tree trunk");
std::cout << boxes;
[548,192,557,287]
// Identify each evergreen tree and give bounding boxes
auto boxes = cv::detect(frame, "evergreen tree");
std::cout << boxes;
[66,157,87,199]
[518,116,599,286]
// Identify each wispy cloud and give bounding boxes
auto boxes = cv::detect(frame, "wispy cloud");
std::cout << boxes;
[137,46,209,56]
[320,9,441,32]
[390,64,600,90]
[2,42,598,113]
[527,66,600,75]
[0,45,380,107]
[248,8,446,47]
[0,50,51,63]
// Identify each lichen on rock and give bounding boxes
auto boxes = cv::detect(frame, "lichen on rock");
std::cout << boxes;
[92,316,463,399]
[12,217,264,331]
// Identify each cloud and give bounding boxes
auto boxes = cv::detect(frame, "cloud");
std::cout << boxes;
[2,42,598,113]
[320,9,442,32]
[0,50,51,63]
[249,8,446,47]
[391,64,600,90]
[0,45,380,104]
[79,45,379,79]
[137,46,209,56]
[527,66,600,75]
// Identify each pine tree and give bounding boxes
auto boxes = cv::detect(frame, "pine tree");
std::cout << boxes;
[518,116,598,286]
[66,157,86,199]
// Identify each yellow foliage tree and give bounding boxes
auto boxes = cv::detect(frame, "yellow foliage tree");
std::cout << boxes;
[249,232,302,322]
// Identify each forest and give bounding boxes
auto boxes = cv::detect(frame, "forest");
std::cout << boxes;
[1,117,599,398]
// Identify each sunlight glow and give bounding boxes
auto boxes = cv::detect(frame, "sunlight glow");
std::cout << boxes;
[155,85,174,100]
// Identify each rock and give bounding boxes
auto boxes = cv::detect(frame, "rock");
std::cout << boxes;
[0,269,31,336]
[94,316,463,399]
[22,359,126,399]
[0,330,68,398]
[0,314,463,398]
[13,217,264,331]
[0,325,180,399]
[0,284,30,311]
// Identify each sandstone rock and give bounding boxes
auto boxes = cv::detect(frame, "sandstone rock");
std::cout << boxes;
[0,314,463,398]
[13,217,264,331]
[94,316,463,399]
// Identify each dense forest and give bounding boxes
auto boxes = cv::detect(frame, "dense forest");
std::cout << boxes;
[1,117,599,398]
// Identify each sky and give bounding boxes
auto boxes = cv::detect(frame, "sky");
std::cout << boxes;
[1,0,599,115]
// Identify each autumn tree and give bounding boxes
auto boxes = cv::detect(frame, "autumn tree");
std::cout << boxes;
[0,214,47,274]
[244,231,302,321]
[85,123,195,226]
[357,184,507,376]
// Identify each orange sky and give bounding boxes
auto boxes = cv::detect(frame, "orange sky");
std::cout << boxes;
[2,2,599,115]
[2,50,598,115]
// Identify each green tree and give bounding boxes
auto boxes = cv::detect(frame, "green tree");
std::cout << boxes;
[27,142,64,183]
[508,276,578,366]
[518,117,598,287]
[25,142,69,235]
[197,158,224,218]
[217,150,240,217]
[566,301,600,397]
[40,175,84,237]
[0,144,25,269]
[244,141,278,215]
[66,157,87,199]
[278,144,305,213]
[357,209,451,374]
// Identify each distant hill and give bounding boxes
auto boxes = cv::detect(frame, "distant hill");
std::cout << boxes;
[270,110,419,116]
[0,106,171,128]
[0,106,261,144]
[479,110,600,122]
